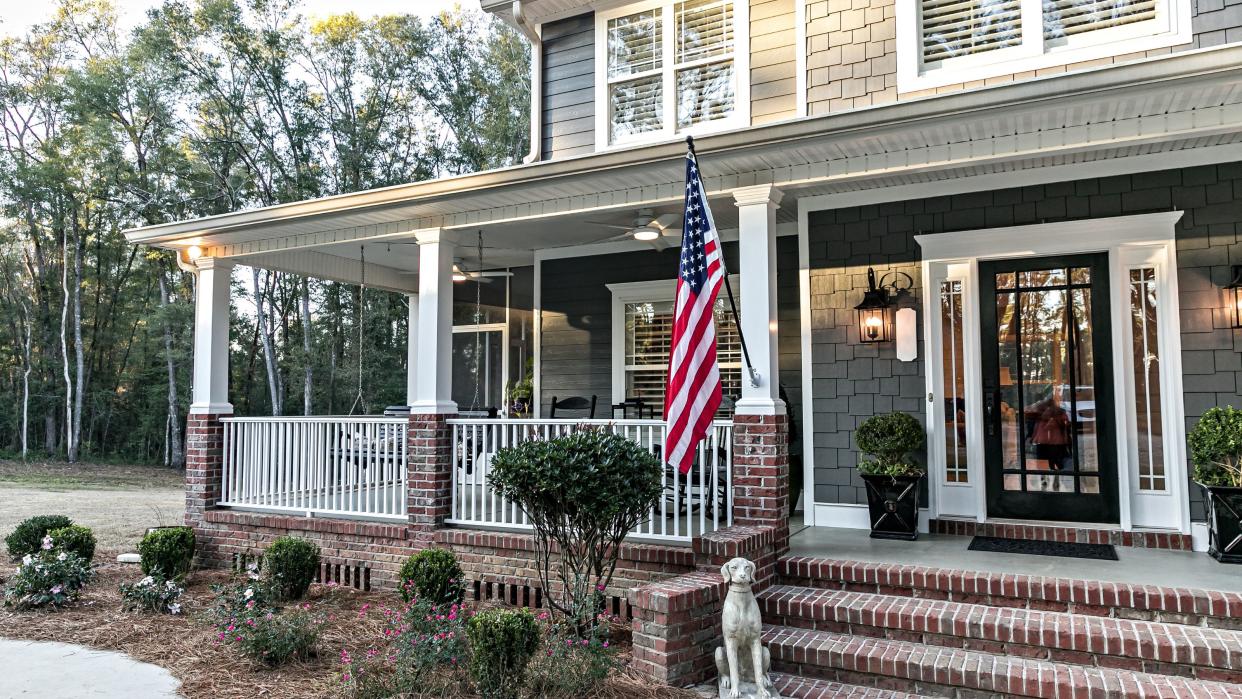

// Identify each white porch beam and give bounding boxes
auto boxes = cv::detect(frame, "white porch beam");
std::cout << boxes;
[406,293,419,407]
[190,257,234,414]
[732,185,784,416]
[410,229,457,414]
[241,249,416,294]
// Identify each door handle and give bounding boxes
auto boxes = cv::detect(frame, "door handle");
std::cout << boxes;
[985,390,999,437]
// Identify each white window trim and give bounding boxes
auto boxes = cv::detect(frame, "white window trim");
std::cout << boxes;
[594,0,751,151]
[895,0,1192,93]
[915,211,1190,534]
[607,276,740,405]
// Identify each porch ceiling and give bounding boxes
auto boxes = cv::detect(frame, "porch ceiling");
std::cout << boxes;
[124,45,1242,286]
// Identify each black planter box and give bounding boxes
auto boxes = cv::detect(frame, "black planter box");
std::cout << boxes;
[1200,483,1242,564]
[860,473,923,541]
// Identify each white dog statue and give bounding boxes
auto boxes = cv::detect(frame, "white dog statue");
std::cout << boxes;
[715,557,781,699]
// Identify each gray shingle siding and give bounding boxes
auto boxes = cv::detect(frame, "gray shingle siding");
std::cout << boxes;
[807,164,1242,521]
[540,13,595,160]
[539,238,802,423]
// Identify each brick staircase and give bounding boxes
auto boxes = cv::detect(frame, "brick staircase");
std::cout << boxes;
[753,556,1242,698]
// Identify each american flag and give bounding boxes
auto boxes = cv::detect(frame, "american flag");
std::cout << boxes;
[664,143,725,474]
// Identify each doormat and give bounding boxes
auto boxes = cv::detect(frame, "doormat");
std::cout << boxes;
[967,536,1119,561]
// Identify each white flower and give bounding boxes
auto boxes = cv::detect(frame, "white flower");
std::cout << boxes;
[168,603,182,615]
[140,576,155,587]
[41,535,53,551]
[244,588,254,600]
[57,552,67,562]
[21,554,32,566]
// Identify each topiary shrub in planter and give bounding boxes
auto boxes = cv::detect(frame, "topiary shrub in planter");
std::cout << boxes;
[489,430,662,628]
[49,525,96,563]
[138,526,196,581]
[855,412,926,541]
[5,515,74,559]
[264,537,321,601]
[1188,406,1242,563]
[398,548,463,605]
[467,607,541,699]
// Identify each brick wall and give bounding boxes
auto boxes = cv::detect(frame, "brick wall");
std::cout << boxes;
[185,412,228,527]
[807,163,1242,519]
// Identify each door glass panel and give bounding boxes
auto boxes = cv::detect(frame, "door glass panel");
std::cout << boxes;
[994,268,1098,495]
[1129,267,1166,492]
[452,330,504,412]
[940,281,968,483]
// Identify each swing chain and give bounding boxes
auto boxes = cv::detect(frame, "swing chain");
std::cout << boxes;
[349,244,368,416]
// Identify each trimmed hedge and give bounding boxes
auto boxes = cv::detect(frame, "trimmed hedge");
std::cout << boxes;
[467,608,541,699]
[138,527,196,581]
[49,525,96,563]
[5,515,74,559]
[398,548,463,605]
[264,537,320,601]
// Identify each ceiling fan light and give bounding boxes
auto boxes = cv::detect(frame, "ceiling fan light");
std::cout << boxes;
[632,226,661,242]
[451,263,468,282]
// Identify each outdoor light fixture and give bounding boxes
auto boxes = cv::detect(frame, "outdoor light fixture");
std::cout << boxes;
[1227,265,1242,328]
[632,225,661,242]
[854,267,914,344]
[186,244,203,261]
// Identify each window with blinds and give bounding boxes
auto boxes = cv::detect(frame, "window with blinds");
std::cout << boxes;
[1044,0,1158,43]
[921,0,1022,64]
[623,297,742,415]
[603,1,738,145]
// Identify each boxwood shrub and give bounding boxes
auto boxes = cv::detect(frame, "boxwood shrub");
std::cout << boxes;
[5,515,74,559]
[398,548,463,604]
[138,527,196,581]
[467,607,541,699]
[1188,406,1242,488]
[264,536,320,601]
[49,524,96,563]
[856,412,926,477]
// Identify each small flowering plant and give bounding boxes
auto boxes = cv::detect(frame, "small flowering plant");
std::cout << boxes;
[3,542,94,610]
[120,573,184,614]
[219,605,325,667]
[526,608,621,697]
[208,566,279,625]
[339,597,471,693]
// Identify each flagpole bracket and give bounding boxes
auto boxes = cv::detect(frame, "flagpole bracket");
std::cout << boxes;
[746,368,761,388]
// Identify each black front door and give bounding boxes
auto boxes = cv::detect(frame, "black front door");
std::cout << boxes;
[979,254,1119,524]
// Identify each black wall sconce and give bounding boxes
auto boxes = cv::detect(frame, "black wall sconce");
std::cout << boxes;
[854,268,914,343]
[1226,265,1242,328]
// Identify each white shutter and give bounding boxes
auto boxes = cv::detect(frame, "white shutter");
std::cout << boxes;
[1044,0,1157,41]
[608,9,664,140]
[921,0,1023,64]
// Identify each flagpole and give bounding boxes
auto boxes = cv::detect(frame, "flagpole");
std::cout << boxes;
[686,136,761,389]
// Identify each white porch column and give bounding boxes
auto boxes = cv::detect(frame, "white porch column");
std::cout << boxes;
[190,257,235,414]
[406,293,419,406]
[411,229,457,414]
[732,184,784,415]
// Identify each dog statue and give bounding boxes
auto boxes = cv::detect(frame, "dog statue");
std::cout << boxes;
[715,557,781,699]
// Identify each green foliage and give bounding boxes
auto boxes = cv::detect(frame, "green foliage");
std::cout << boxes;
[339,597,470,696]
[264,537,320,601]
[48,525,96,563]
[138,527,196,581]
[398,548,463,605]
[4,550,94,610]
[209,572,280,625]
[467,608,541,699]
[488,430,663,625]
[855,412,927,477]
[1189,406,1242,488]
[5,515,74,559]
[525,612,618,697]
[120,573,184,615]
[230,609,325,667]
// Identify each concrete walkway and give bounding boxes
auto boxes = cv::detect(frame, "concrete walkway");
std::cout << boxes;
[0,639,181,698]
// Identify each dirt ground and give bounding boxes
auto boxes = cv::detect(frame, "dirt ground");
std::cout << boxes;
[0,460,184,557]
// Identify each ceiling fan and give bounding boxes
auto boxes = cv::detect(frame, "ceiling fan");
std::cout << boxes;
[452,260,512,283]
[586,208,681,249]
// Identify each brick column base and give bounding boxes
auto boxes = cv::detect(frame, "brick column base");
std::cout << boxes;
[732,413,790,557]
[185,412,229,527]
[407,413,455,545]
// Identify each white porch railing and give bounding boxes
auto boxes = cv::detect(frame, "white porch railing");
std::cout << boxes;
[219,416,408,522]
[447,418,734,543]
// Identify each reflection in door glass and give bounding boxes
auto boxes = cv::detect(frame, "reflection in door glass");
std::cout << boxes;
[940,281,968,483]
[994,269,1098,495]
[452,330,504,412]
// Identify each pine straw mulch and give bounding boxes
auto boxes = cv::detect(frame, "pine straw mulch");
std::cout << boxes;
[0,555,700,699]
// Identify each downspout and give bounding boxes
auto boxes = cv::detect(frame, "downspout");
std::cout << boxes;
[512,1,542,164]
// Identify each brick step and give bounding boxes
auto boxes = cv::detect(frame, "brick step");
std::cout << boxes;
[758,585,1242,681]
[771,671,930,698]
[762,625,1242,699]
[779,556,1242,629]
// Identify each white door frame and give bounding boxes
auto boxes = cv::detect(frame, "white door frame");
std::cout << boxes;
[915,211,1190,534]
[452,323,510,413]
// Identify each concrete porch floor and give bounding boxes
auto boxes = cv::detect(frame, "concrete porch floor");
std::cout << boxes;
[787,520,1242,593]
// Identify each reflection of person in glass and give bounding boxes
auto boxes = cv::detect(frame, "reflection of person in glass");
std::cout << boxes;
[1028,394,1070,472]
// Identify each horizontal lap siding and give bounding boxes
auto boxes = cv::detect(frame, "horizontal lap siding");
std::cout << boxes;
[806,164,1242,521]
[539,239,801,426]
[540,13,595,161]
[750,0,799,125]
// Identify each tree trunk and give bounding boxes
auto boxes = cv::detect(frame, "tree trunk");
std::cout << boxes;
[300,277,313,415]
[20,303,31,460]
[158,269,185,468]
[254,267,282,416]
[72,222,85,460]
[61,228,77,463]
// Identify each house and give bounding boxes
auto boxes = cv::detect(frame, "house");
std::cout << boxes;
[124,0,1242,694]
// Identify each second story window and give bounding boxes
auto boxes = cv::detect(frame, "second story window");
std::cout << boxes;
[599,0,748,148]
[898,0,1191,91]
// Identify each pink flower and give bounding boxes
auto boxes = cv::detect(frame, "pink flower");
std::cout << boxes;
[342,673,351,682]
[50,585,62,595]
[579,639,588,646]
[603,641,609,648]
[246,600,255,609]
[340,649,352,665]
[596,584,605,592]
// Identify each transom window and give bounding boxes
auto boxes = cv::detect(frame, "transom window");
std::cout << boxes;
[898,0,1190,91]
[597,0,748,147]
